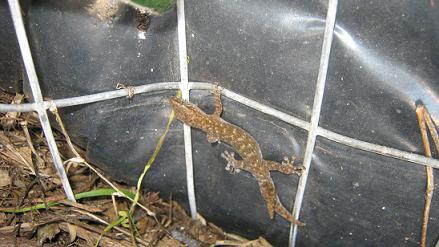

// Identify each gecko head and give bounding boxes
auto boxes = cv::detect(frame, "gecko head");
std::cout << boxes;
[169,97,193,115]
[169,97,206,127]
[169,97,183,110]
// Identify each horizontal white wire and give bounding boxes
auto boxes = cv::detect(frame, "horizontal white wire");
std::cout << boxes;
[0,102,36,112]
[0,81,437,167]
[317,127,439,168]
[54,82,179,108]
[0,82,180,112]
[189,82,310,130]
[0,81,436,168]
[190,83,439,169]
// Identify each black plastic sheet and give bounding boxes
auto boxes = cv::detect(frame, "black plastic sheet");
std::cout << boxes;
[1,0,439,246]
[0,0,21,91]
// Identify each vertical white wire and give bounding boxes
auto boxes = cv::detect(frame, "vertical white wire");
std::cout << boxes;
[289,0,338,246]
[7,0,75,201]
[177,0,197,218]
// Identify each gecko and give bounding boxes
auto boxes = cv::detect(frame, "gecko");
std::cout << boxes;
[169,89,305,226]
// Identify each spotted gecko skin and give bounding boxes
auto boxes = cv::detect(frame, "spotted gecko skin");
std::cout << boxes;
[169,90,305,226]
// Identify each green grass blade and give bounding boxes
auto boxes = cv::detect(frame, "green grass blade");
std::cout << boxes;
[0,188,135,213]
[129,90,180,214]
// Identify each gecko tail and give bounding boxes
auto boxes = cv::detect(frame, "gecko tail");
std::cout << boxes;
[275,200,306,226]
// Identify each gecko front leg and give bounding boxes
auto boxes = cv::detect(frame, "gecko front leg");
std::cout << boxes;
[264,156,304,176]
[206,86,223,144]
[221,150,244,174]
[282,155,304,174]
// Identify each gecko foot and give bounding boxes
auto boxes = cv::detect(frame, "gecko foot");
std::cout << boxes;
[282,155,305,175]
[221,150,241,174]
[213,83,222,95]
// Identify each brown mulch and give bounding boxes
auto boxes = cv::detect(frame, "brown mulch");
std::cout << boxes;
[0,88,272,247]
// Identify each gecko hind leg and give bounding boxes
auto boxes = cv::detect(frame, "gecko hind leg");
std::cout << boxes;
[221,150,243,174]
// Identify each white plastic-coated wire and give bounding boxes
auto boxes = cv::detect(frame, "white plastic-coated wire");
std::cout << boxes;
[0,82,180,112]
[177,0,198,219]
[289,0,338,246]
[0,102,36,112]
[191,83,439,169]
[7,0,76,201]
[55,82,179,108]
[190,83,310,130]
[0,81,437,168]
[316,127,439,168]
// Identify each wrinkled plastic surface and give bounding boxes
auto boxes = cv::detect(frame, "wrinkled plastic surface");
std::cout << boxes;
[0,0,21,91]
[1,0,439,246]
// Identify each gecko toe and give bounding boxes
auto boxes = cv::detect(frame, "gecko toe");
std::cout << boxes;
[297,221,306,227]
[282,155,299,166]
[222,150,240,174]
[294,165,305,176]
[297,166,305,172]
[221,150,235,160]
[225,164,239,174]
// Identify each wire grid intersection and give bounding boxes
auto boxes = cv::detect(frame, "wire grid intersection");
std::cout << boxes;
[7,0,75,201]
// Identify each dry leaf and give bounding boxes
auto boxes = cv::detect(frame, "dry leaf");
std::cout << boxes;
[88,0,121,20]
[241,237,273,247]
[156,235,185,247]
[136,216,155,234]
[16,146,32,165]
[37,223,61,246]
[0,169,11,187]
[67,223,77,243]
[2,94,24,129]
[0,212,7,224]
[196,213,207,225]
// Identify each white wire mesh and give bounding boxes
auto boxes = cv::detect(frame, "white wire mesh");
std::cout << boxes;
[289,0,338,245]
[177,0,197,219]
[7,0,75,202]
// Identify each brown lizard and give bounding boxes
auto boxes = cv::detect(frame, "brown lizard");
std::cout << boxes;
[169,89,305,226]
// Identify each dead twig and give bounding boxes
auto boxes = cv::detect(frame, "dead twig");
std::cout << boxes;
[20,121,45,170]
[71,208,151,246]
[59,222,133,247]
[415,101,437,247]
[58,200,103,213]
